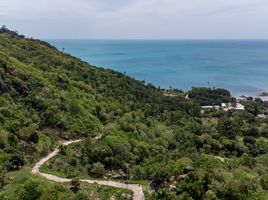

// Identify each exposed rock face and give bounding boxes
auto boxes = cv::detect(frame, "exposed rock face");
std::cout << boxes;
[176,174,187,181]
[169,185,177,192]
[121,193,133,200]
[106,169,127,179]
[0,77,8,93]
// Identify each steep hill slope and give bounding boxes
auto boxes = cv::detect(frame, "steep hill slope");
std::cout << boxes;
[0,28,198,199]
[1,28,268,200]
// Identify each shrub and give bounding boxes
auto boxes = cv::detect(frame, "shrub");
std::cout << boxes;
[71,178,80,193]
[18,179,42,200]
[90,162,105,178]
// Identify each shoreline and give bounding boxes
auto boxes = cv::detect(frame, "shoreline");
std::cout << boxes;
[163,87,268,99]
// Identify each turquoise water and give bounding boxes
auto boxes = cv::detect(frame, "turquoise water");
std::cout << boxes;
[48,40,268,96]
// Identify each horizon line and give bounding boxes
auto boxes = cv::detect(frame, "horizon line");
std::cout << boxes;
[43,38,268,41]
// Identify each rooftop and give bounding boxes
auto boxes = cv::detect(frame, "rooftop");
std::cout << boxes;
[259,96,268,102]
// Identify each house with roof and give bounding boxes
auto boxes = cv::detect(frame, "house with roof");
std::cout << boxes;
[235,103,245,110]
[259,96,268,103]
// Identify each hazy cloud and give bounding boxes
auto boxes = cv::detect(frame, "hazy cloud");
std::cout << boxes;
[0,0,267,39]
[199,0,268,16]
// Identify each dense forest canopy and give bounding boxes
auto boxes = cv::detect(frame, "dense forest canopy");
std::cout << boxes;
[188,87,235,106]
[0,27,268,200]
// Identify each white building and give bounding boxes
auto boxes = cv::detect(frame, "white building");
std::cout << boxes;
[235,103,245,110]
[221,103,227,108]
[259,96,268,103]
[201,105,220,110]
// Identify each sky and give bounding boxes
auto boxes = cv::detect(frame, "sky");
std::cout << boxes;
[0,0,268,39]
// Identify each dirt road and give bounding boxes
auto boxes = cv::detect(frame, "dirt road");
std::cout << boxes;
[32,139,145,200]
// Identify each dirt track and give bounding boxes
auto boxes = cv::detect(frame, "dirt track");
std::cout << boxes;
[32,139,145,200]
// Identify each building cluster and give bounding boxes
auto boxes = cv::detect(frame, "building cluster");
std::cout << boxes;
[201,102,245,112]
[259,96,268,104]
[221,102,245,111]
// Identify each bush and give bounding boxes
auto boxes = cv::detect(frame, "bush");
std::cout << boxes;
[73,191,89,200]
[59,145,67,156]
[71,178,80,193]
[155,188,179,200]
[0,169,4,189]
[69,158,77,166]
[18,179,42,200]
[28,132,39,144]
[260,176,268,190]
[90,162,105,178]
[217,117,236,139]
[238,153,256,168]
[176,170,209,200]
[149,162,172,184]
[7,152,26,170]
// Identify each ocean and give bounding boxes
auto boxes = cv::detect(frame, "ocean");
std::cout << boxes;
[48,40,268,97]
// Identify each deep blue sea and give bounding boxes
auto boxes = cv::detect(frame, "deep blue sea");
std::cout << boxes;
[48,40,268,97]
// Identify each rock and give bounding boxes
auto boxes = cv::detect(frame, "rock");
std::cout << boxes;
[176,174,187,181]
[169,176,175,182]
[169,185,177,192]
[121,193,132,200]
[106,169,127,179]
[110,196,116,200]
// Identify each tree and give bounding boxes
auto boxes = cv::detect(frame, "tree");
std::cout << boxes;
[18,179,42,200]
[149,162,173,185]
[0,25,7,32]
[188,87,232,106]
[260,176,268,190]
[134,142,150,162]
[71,178,80,193]
[90,162,105,178]
[155,188,179,200]
[19,124,39,143]
[7,152,26,170]
[28,132,39,144]
[0,168,4,189]
[243,137,258,156]
[69,158,77,166]
[176,170,209,200]
[238,153,256,168]
[243,127,259,137]
[89,145,113,163]
[244,102,261,116]
[217,117,236,139]
[59,145,67,156]
[7,133,18,147]
[204,190,218,200]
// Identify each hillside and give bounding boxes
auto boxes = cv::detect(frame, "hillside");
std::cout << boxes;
[0,28,268,200]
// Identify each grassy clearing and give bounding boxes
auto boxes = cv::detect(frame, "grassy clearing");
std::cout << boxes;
[0,167,133,200]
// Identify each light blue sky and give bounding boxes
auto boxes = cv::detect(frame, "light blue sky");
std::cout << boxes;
[0,0,268,39]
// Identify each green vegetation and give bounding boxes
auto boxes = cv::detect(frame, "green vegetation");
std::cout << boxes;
[0,167,132,200]
[1,27,268,199]
[188,87,235,106]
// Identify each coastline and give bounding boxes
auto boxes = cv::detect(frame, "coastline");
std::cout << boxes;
[48,39,268,100]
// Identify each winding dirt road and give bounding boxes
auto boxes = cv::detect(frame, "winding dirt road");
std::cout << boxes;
[32,139,145,200]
